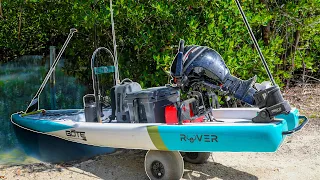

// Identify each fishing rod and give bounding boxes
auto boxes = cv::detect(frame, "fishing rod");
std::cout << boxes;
[234,0,276,86]
[25,28,78,113]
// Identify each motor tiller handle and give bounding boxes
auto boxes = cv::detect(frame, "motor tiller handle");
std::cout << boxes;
[175,40,185,78]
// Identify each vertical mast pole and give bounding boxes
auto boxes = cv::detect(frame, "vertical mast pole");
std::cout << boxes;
[50,46,56,110]
[234,0,276,85]
[110,0,120,84]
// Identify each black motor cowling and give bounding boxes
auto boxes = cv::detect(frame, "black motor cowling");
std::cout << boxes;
[170,41,291,123]
[170,45,257,105]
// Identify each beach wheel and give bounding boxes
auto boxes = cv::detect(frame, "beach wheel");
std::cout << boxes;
[183,152,211,164]
[145,150,184,180]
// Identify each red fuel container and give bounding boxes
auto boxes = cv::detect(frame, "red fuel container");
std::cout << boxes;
[165,105,204,124]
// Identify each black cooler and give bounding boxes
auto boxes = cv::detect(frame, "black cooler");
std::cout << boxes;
[125,86,180,123]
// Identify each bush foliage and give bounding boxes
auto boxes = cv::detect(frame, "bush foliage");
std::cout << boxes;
[0,0,319,87]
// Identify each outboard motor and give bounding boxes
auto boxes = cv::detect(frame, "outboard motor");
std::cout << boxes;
[171,43,257,105]
[171,40,291,123]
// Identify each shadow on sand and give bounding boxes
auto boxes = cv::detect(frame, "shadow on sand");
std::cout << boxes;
[78,150,258,180]
[183,161,258,180]
[0,150,258,180]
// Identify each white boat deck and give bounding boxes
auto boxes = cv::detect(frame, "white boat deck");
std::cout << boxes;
[23,107,283,126]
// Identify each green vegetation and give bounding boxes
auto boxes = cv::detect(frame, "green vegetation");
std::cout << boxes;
[0,0,319,87]
[0,57,86,153]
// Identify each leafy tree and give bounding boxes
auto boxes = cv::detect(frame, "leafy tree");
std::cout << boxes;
[0,0,319,88]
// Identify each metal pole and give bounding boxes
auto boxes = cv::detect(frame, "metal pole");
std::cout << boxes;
[50,46,56,109]
[234,0,276,85]
[90,47,115,123]
[25,28,77,113]
[110,0,120,84]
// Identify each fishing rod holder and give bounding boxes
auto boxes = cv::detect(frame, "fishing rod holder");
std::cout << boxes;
[90,47,116,123]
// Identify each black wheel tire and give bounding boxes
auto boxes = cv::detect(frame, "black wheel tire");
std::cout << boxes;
[183,152,211,164]
[145,150,184,180]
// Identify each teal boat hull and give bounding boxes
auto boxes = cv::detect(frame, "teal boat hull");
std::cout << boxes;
[11,108,304,153]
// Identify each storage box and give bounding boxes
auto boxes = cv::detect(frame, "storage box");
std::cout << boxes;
[125,86,180,123]
[114,82,141,122]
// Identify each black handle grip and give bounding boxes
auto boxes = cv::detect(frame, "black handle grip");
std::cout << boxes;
[179,39,185,53]
[175,39,185,78]
[282,115,308,135]
[177,102,185,125]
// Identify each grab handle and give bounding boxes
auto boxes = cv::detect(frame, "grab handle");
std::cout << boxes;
[282,115,308,135]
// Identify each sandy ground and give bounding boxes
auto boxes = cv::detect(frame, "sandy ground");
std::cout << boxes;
[0,84,319,180]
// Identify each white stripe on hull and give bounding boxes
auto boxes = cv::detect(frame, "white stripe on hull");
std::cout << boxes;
[50,123,157,150]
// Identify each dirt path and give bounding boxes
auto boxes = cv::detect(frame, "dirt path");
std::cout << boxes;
[1,84,319,180]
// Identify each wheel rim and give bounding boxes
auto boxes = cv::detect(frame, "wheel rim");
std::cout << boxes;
[150,160,165,179]
[186,152,199,159]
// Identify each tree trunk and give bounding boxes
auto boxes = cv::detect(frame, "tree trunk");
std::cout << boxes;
[18,6,22,40]
[260,0,271,45]
[292,30,300,70]
[0,0,3,19]
[284,30,300,68]
[261,24,271,45]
